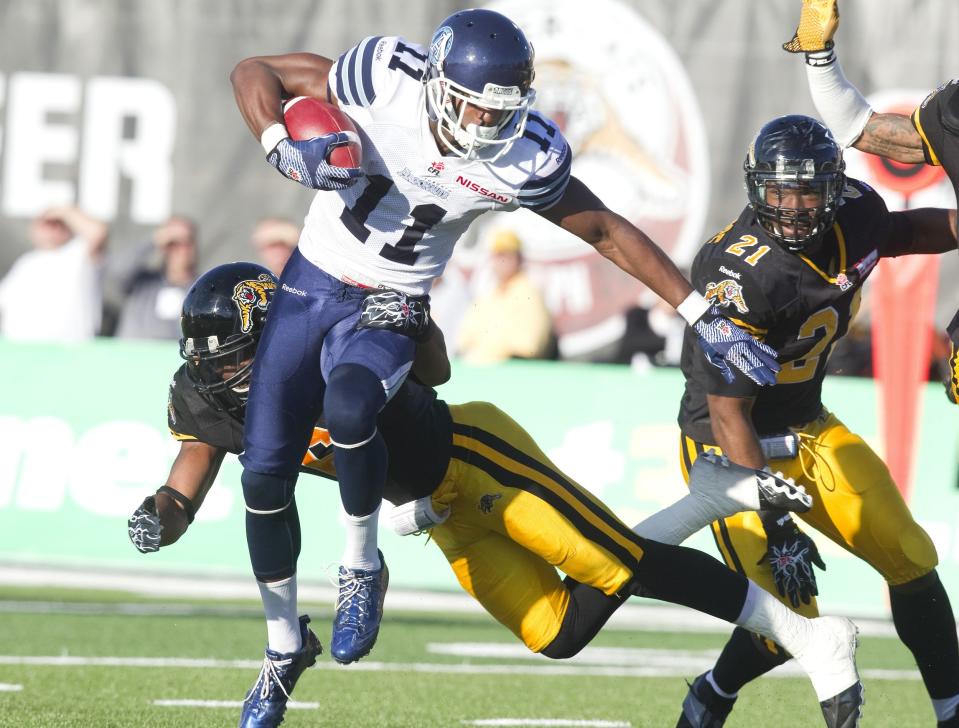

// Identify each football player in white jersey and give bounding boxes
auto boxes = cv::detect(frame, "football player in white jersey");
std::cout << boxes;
[229,9,780,725]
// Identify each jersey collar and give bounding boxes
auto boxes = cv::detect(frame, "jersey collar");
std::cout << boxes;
[797,223,847,284]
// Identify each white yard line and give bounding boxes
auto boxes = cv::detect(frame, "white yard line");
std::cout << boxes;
[153,699,318,709]
[0,683,22,691]
[0,654,921,681]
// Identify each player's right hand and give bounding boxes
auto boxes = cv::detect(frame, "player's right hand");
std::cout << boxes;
[266,134,364,191]
[693,307,780,386]
[783,0,840,54]
[128,495,162,554]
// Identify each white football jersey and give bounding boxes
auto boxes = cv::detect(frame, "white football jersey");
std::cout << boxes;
[297,35,572,296]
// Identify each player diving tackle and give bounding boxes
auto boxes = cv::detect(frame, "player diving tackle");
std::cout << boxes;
[130,261,862,728]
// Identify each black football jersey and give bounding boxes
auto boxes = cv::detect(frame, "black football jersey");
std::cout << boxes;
[166,365,449,504]
[913,79,959,201]
[679,178,914,442]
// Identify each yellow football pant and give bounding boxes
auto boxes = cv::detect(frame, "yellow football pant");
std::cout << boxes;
[429,401,645,653]
[680,408,939,617]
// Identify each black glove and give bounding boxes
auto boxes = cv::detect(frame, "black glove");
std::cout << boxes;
[128,495,162,554]
[757,512,826,607]
[357,290,431,341]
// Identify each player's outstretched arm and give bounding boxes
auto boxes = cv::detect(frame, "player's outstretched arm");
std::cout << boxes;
[128,440,226,553]
[539,178,780,386]
[886,208,959,255]
[854,112,926,163]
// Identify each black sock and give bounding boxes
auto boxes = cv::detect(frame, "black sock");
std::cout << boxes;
[540,576,627,659]
[711,626,791,694]
[629,539,748,622]
[890,572,959,700]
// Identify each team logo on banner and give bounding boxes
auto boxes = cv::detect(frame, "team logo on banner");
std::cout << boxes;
[456,0,710,359]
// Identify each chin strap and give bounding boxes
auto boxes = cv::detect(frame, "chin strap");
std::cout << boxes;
[157,485,196,523]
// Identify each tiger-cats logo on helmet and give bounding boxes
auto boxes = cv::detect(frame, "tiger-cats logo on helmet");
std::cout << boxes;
[705,279,749,314]
[232,274,276,333]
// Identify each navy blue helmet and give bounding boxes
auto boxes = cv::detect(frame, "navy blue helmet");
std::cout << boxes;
[179,262,277,415]
[744,115,846,252]
[425,8,536,160]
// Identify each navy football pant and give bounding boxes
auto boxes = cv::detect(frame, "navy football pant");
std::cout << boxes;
[240,248,415,575]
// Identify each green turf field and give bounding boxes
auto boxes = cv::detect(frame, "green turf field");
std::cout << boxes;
[0,586,936,727]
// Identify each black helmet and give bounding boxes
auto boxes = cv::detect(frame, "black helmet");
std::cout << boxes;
[744,115,845,252]
[179,262,277,414]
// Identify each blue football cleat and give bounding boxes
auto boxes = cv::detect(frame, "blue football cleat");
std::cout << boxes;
[330,549,389,664]
[239,614,322,728]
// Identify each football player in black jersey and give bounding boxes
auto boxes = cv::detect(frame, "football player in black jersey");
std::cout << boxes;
[130,262,867,728]
[784,0,959,406]
[673,115,959,728]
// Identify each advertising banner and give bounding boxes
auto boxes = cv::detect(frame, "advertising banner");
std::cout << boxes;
[2,340,959,617]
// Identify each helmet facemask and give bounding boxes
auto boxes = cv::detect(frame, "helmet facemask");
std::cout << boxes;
[180,332,259,415]
[424,17,536,162]
[746,162,844,253]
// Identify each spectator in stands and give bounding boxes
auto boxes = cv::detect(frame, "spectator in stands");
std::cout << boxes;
[0,205,108,342]
[251,217,299,276]
[114,215,198,340]
[457,229,553,364]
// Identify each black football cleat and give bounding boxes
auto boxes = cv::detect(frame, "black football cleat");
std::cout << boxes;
[675,672,736,728]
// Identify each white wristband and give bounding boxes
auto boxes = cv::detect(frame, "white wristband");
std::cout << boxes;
[260,123,289,154]
[677,291,711,326]
[805,52,873,148]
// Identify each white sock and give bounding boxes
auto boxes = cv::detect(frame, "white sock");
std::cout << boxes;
[633,494,723,545]
[341,503,381,571]
[257,575,301,654]
[735,580,811,658]
[933,694,959,722]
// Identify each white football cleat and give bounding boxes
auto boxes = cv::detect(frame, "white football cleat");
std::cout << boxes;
[792,615,863,728]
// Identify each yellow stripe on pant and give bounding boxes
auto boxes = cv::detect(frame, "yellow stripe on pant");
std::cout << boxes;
[679,408,939,618]
[429,401,644,653]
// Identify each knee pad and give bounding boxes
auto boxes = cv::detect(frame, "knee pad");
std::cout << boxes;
[324,364,386,446]
[886,521,939,586]
[241,469,296,515]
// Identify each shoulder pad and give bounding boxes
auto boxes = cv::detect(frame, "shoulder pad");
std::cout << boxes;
[515,112,572,211]
[331,36,426,109]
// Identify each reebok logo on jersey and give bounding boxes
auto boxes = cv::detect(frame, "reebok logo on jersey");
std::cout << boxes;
[718,265,741,280]
[705,279,749,314]
[281,283,307,296]
[399,167,449,200]
[456,175,511,204]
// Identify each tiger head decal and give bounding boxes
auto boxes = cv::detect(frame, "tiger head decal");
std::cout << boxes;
[704,279,749,315]
[232,274,276,333]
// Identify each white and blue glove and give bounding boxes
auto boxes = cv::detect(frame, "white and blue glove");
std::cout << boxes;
[694,306,780,386]
[265,133,363,191]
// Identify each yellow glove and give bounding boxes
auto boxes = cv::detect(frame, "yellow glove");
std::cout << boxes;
[783,0,840,54]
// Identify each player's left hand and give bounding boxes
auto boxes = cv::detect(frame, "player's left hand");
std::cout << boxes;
[758,512,826,608]
[128,495,162,554]
[357,290,432,342]
[783,0,840,54]
[693,307,780,386]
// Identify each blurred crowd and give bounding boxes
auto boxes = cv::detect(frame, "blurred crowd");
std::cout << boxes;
[0,205,947,380]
